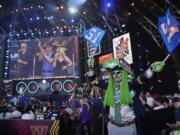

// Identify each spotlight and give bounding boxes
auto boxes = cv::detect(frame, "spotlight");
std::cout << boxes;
[36,16,40,20]
[107,3,111,7]
[83,11,86,14]
[122,24,126,28]
[60,5,64,9]
[71,19,74,23]
[69,7,78,14]
[0,5,2,8]
[42,80,46,84]
[30,18,33,21]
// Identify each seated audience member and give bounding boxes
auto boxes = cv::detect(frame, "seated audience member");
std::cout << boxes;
[154,97,165,110]
[140,96,152,111]
[0,105,8,119]
[21,106,35,120]
[166,97,180,134]
[18,95,32,107]
[146,92,155,108]
[10,96,18,106]
[162,97,171,108]
[35,108,44,120]
[11,105,22,119]
[5,104,14,119]
[47,107,60,120]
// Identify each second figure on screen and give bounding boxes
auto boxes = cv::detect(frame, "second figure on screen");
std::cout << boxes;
[53,47,72,76]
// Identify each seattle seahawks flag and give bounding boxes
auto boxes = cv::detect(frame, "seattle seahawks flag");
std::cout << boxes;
[83,26,105,48]
[158,8,180,54]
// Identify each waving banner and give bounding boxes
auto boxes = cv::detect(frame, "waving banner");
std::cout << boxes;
[158,8,180,54]
[83,26,105,48]
[113,33,133,64]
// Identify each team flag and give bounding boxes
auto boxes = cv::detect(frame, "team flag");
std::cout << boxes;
[158,8,180,54]
[83,26,105,48]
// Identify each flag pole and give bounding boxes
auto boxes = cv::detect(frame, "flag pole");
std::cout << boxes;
[163,54,170,63]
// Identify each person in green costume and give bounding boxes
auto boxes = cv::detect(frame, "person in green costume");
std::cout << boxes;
[102,58,165,135]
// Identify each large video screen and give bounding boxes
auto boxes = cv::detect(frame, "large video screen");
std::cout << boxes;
[9,36,79,79]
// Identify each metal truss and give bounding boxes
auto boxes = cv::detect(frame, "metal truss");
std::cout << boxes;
[132,0,180,50]
[132,7,164,49]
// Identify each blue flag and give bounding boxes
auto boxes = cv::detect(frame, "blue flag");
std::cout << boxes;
[158,9,180,54]
[83,26,105,48]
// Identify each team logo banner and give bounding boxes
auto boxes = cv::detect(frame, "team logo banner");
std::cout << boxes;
[158,8,180,54]
[0,120,59,135]
[113,33,133,64]
[83,26,105,48]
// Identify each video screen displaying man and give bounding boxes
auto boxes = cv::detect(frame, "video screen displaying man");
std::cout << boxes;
[16,42,32,77]
[9,36,80,79]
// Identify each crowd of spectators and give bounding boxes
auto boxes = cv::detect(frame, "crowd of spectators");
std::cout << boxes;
[0,86,179,135]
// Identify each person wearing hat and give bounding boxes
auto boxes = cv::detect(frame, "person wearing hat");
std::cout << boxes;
[102,58,165,135]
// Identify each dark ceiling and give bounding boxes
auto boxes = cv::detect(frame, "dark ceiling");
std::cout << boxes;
[0,0,179,32]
